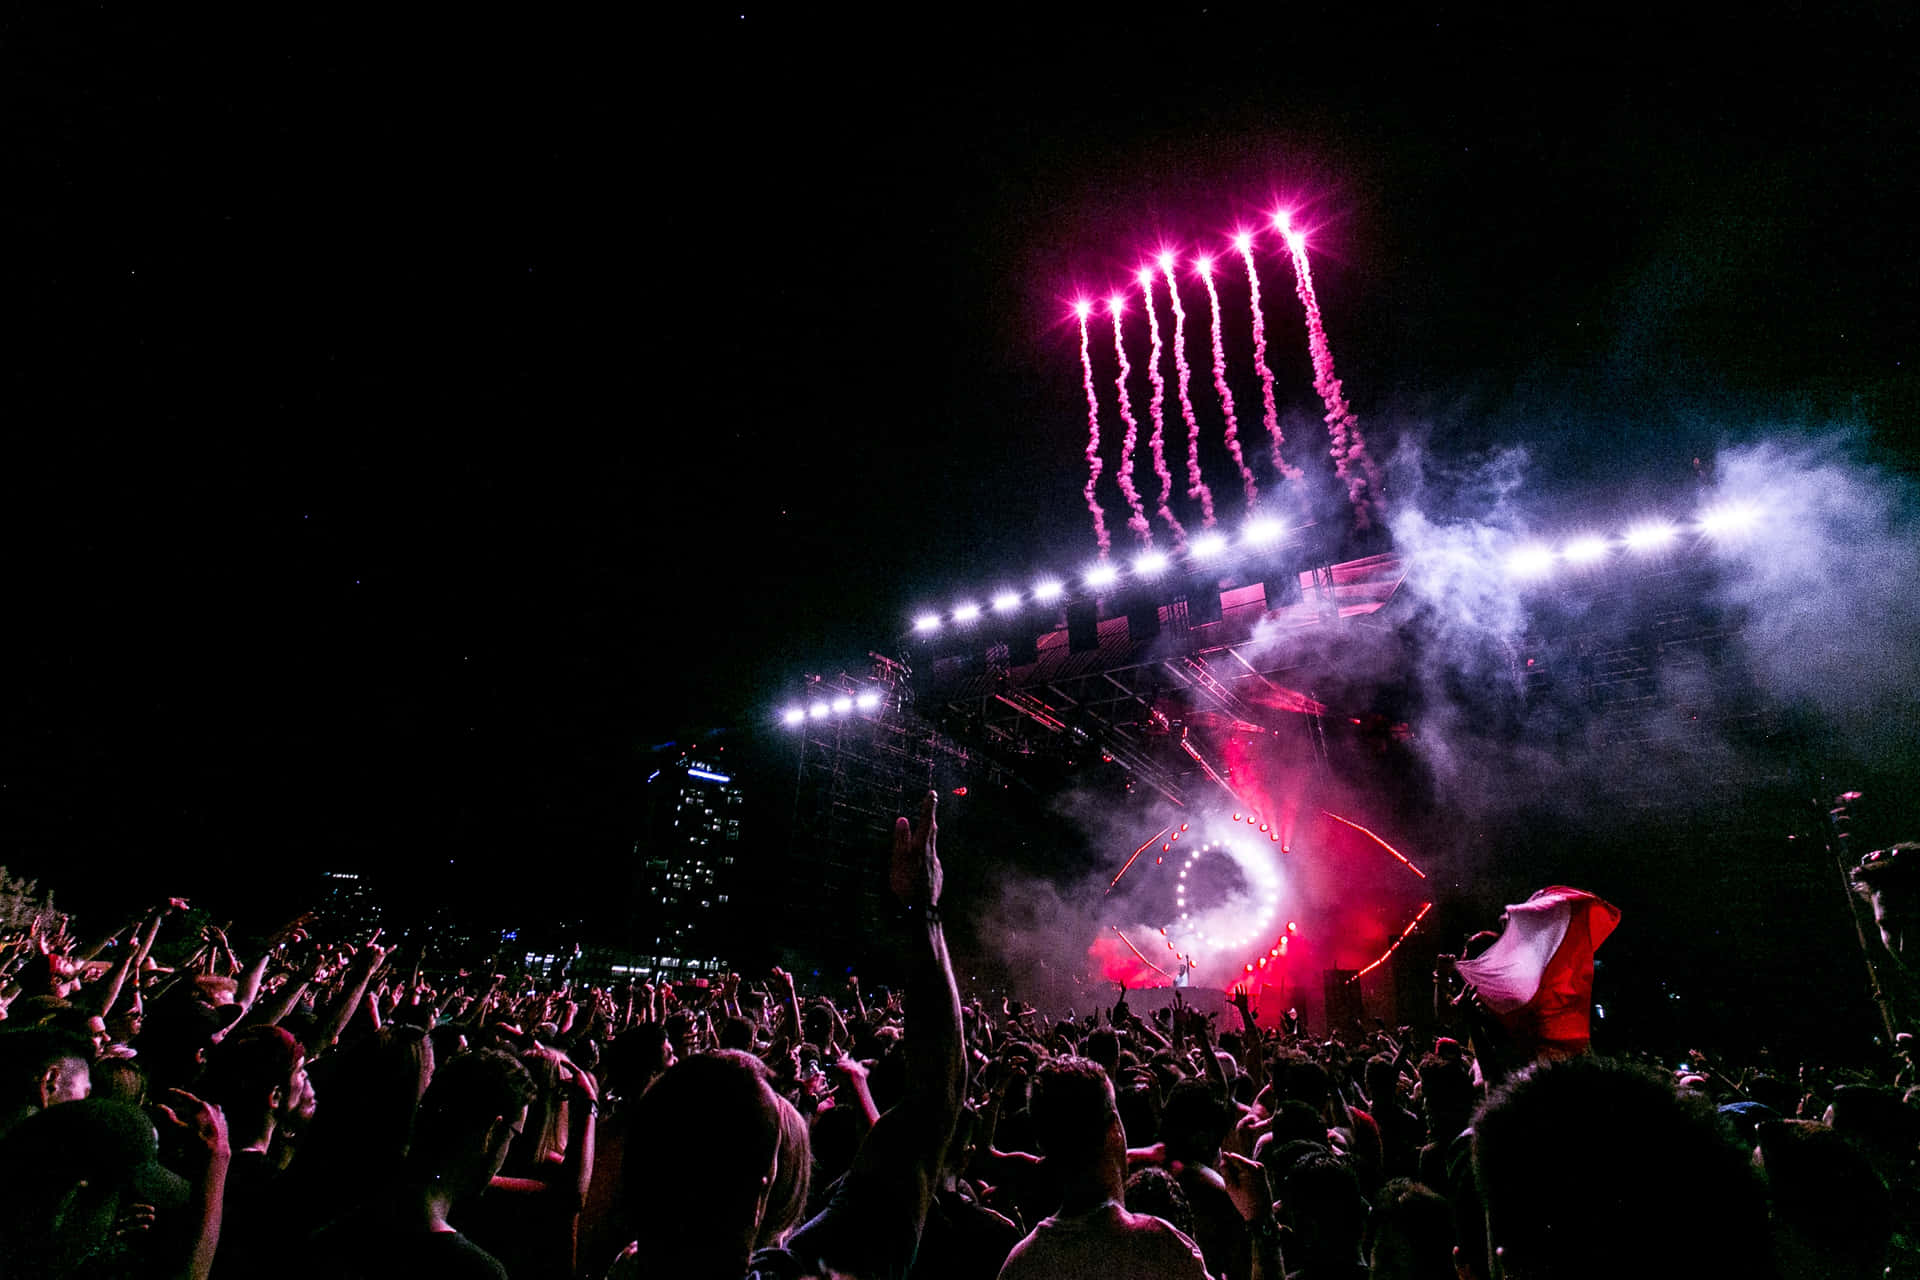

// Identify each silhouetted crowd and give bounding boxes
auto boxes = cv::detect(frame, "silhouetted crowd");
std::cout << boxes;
[5,805,1919,1279]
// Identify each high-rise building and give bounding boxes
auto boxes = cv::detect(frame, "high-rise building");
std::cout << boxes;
[632,749,743,980]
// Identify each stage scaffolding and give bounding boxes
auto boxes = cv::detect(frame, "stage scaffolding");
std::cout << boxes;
[782,655,973,967]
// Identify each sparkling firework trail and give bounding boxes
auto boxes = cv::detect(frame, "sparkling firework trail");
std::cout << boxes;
[1236,236,1302,484]
[1138,271,1186,544]
[1281,230,1382,528]
[1108,300,1152,544]
[1198,258,1257,505]
[1161,258,1216,527]
[1076,310,1111,553]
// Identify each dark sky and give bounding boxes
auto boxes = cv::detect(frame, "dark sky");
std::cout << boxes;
[3,5,1914,920]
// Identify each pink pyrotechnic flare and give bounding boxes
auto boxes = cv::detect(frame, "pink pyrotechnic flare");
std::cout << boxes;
[1199,254,1258,506]
[1237,233,1302,484]
[1109,300,1152,544]
[1138,269,1186,544]
[1161,257,1216,527]
[1077,309,1111,553]
[1280,228,1382,528]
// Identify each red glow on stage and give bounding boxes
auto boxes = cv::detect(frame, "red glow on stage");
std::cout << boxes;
[1111,927,1173,982]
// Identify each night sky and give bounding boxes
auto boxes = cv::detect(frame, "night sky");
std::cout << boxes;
[3,6,1914,925]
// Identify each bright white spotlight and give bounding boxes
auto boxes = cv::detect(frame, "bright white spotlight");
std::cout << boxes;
[953,601,982,623]
[1506,545,1557,578]
[1624,520,1678,552]
[913,613,941,633]
[855,690,881,711]
[1085,562,1119,589]
[1134,550,1169,577]
[1190,531,1228,558]
[781,708,805,727]
[1243,517,1284,547]
[1563,535,1610,565]
[1698,502,1761,537]
[991,590,1021,614]
[1032,579,1065,603]
[808,703,830,720]
[831,696,854,715]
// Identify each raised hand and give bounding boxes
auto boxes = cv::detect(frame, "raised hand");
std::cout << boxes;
[157,1089,230,1163]
[889,790,942,909]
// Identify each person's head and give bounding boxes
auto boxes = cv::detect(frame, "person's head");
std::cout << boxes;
[755,1094,812,1252]
[198,1026,309,1144]
[1082,1027,1120,1073]
[605,1023,674,1100]
[1418,1054,1477,1143]
[718,1016,755,1052]
[189,974,239,1009]
[1824,1084,1920,1173]
[0,1098,187,1276]
[1472,1056,1768,1280]
[1278,1153,1368,1262]
[1755,1119,1891,1280]
[408,1049,535,1199]
[1369,1178,1455,1280]
[1160,1078,1231,1166]
[0,1027,92,1115]
[1123,1164,1194,1237]
[1367,1053,1402,1105]
[89,1056,146,1109]
[1029,1055,1123,1181]
[626,1051,783,1270]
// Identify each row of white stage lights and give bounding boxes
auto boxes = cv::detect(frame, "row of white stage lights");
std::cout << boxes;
[907,519,1294,636]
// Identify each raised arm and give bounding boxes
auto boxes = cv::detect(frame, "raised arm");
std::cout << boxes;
[789,791,963,1278]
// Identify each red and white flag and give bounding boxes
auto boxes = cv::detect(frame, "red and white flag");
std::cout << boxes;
[1455,886,1620,1059]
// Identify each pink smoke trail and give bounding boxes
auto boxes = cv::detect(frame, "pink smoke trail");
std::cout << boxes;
[1280,226,1382,528]
[1197,257,1258,507]
[1108,298,1152,544]
[1160,257,1216,527]
[1236,234,1303,484]
[1138,270,1186,545]
[1076,308,1111,554]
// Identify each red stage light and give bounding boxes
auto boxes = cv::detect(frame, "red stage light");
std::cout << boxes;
[1259,823,1269,832]
[1179,823,1189,832]
[1163,843,1171,853]
[1287,921,1297,933]
[1257,957,1267,967]
[1232,812,1241,821]
[1155,856,1163,864]
[952,787,967,796]
[1269,947,1279,957]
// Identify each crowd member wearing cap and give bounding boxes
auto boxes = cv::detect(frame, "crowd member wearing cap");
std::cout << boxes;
[198,1024,313,1275]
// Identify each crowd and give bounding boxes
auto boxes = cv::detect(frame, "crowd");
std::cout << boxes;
[3,804,1918,1279]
